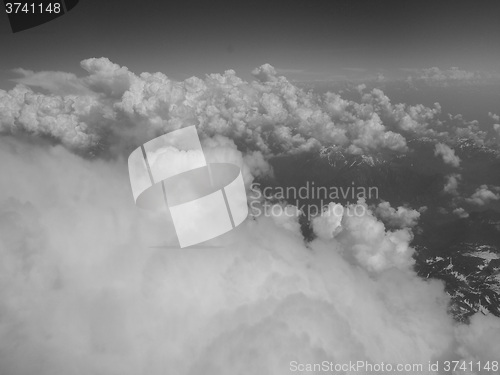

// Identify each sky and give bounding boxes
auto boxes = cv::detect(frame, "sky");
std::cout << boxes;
[1,0,500,87]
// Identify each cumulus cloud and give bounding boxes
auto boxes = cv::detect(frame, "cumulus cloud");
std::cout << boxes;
[1,59,500,373]
[0,139,431,373]
[0,84,105,151]
[0,112,498,374]
[465,185,500,206]
[434,143,461,167]
[1,59,401,157]
[488,112,500,122]
[443,174,462,195]
[311,202,344,240]
[373,201,422,229]
[332,201,416,273]
[201,135,273,187]
[349,87,488,147]
[494,124,500,136]
[453,207,469,218]
[313,201,422,269]
[4,58,494,165]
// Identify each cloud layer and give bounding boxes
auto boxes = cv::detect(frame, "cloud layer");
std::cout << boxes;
[2,58,498,163]
[1,59,500,374]
[0,137,499,374]
[406,67,500,87]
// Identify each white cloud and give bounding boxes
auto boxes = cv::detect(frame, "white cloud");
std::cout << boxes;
[0,125,496,374]
[269,203,303,233]
[465,185,500,206]
[488,112,500,122]
[2,59,496,166]
[443,174,462,195]
[201,135,273,187]
[434,143,461,167]
[4,59,457,160]
[12,68,93,96]
[1,61,499,370]
[311,202,344,240]
[453,207,469,218]
[373,201,421,229]
[0,84,104,150]
[332,201,415,273]
[494,124,500,136]
[455,313,500,364]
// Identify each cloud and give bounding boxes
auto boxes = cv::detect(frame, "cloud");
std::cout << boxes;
[420,67,476,81]
[405,67,497,87]
[455,313,500,364]
[0,61,461,162]
[1,60,405,157]
[269,203,303,233]
[465,185,500,206]
[311,202,344,240]
[201,135,273,187]
[489,112,500,122]
[373,201,421,229]
[0,139,439,373]
[3,58,497,170]
[446,115,488,145]
[494,124,500,136]
[332,201,416,273]
[434,143,461,167]
[80,57,135,98]
[0,84,498,375]
[12,68,94,96]
[0,84,105,151]
[443,174,462,195]
[453,207,469,218]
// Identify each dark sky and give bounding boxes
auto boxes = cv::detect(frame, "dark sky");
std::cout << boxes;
[1,0,500,85]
